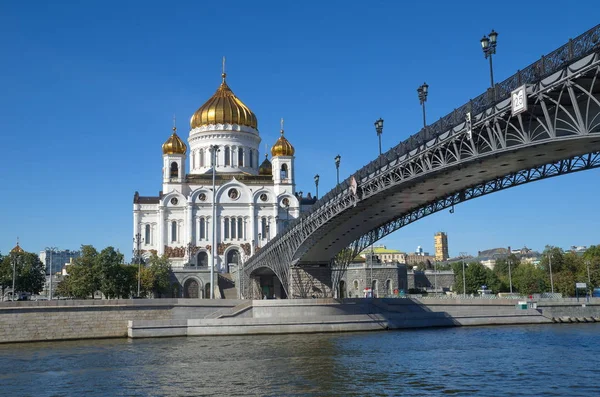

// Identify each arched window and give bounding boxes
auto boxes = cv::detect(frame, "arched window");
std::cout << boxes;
[197,251,208,267]
[199,218,206,240]
[386,279,392,295]
[237,218,243,239]
[238,148,244,167]
[199,149,204,167]
[372,280,378,298]
[280,163,288,180]
[353,280,359,290]
[230,218,236,239]
[171,221,177,242]
[261,217,267,237]
[224,218,230,239]
[144,224,151,245]
[225,147,231,166]
[249,150,254,168]
[170,162,179,178]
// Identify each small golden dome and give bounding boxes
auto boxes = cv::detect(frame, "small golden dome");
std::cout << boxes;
[10,242,24,254]
[190,73,258,130]
[271,129,295,157]
[258,154,272,176]
[162,127,187,155]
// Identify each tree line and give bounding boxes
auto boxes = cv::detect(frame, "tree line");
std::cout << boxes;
[450,245,600,296]
[56,245,172,299]
[0,245,172,300]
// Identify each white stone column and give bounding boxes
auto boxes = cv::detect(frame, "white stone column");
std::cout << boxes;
[158,207,165,255]
[186,202,193,245]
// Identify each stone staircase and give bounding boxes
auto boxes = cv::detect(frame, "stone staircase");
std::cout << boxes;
[218,273,238,300]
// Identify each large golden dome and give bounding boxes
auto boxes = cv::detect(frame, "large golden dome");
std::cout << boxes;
[271,129,295,157]
[190,73,258,130]
[162,127,187,155]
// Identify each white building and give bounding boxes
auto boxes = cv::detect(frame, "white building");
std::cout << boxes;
[133,71,309,298]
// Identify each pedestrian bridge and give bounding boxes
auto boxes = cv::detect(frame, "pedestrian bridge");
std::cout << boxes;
[242,25,600,298]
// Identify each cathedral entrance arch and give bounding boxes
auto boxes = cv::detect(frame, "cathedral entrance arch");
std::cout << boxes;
[183,278,200,298]
[226,248,240,273]
[197,251,208,267]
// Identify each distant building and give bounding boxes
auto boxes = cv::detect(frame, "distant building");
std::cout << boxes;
[39,249,81,275]
[359,245,407,264]
[434,232,449,261]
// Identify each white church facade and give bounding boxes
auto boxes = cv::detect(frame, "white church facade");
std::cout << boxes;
[133,70,314,298]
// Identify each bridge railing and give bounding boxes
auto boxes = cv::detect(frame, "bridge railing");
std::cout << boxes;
[250,24,600,260]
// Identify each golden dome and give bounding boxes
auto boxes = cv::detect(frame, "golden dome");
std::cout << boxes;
[190,73,258,130]
[258,154,272,176]
[162,127,187,155]
[271,129,295,157]
[10,242,24,254]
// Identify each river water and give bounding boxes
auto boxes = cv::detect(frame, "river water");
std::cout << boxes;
[0,324,598,396]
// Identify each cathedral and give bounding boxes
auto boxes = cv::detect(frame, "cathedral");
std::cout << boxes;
[133,69,311,298]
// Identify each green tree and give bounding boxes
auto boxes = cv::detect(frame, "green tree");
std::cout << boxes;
[95,246,125,299]
[0,251,45,295]
[57,245,99,299]
[512,263,547,295]
[464,262,488,294]
[582,245,600,289]
[144,254,172,298]
[0,251,11,298]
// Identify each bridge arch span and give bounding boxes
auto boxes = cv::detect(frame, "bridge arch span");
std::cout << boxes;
[243,25,600,298]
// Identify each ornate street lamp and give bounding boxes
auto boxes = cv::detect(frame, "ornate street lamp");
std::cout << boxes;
[314,174,320,199]
[133,233,143,297]
[210,144,220,299]
[374,118,384,156]
[334,154,341,185]
[480,29,498,88]
[417,83,428,128]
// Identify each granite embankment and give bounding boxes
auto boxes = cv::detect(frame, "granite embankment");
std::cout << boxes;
[1,298,599,343]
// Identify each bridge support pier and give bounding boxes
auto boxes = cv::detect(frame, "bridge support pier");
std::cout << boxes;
[289,265,333,299]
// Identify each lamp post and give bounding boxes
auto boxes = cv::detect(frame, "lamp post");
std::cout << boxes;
[434,260,437,295]
[133,233,142,297]
[370,244,374,297]
[210,144,219,299]
[11,254,18,301]
[334,154,341,185]
[548,251,554,294]
[480,30,498,88]
[508,259,513,294]
[374,118,384,156]
[586,260,591,297]
[314,174,320,199]
[460,252,468,297]
[417,83,428,128]
[45,246,58,300]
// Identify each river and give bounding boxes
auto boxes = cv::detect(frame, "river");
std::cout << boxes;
[0,324,598,396]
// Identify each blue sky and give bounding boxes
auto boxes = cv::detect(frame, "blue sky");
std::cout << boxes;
[1,0,599,260]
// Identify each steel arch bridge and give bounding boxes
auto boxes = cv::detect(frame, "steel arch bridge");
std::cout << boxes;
[242,25,600,299]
